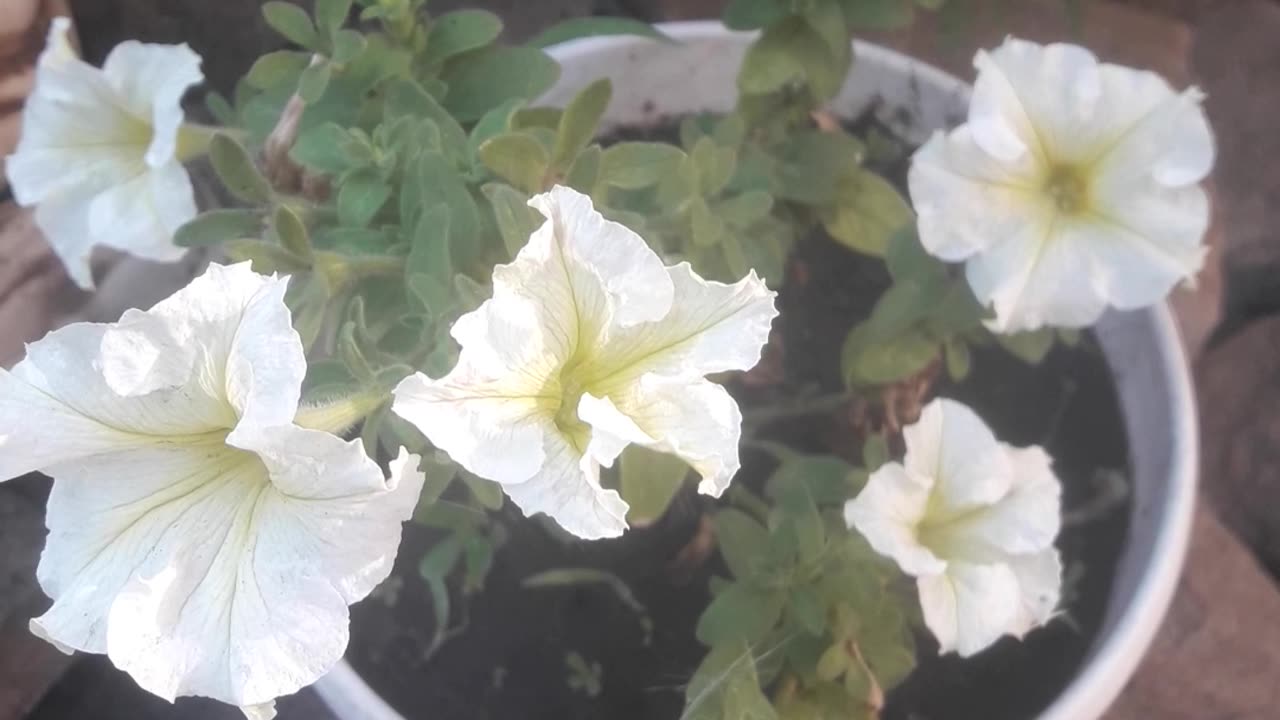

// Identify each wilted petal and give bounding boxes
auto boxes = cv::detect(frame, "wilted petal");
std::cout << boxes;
[917,562,1022,657]
[844,463,945,577]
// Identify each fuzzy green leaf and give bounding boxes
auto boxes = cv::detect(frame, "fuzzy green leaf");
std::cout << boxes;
[246,50,310,89]
[273,205,311,260]
[209,134,272,203]
[528,17,673,48]
[337,171,392,227]
[174,209,263,248]
[552,79,612,171]
[479,132,549,193]
[315,0,352,35]
[289,123,352,173]
[618,445,689,526]
[599,142,686,189]
[821,170,914,257]
[684,642,779,720]
[842,326,938,386]
[714,509,771,581]
[691,198,725,248]
[739,16,845,101]
[481,183,540,259]
[564,144,602,194]
[423,10,503,67]
[943,338,972,380]
[263,1,319,48]
[441,47,560,122]
[696,583,785,647]
[384,78,468,165]
[998,328,1056,364]
[331,29,367,64]
[297,59,332,103]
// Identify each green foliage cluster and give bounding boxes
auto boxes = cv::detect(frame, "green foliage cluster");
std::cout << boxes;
[685,444,914,720]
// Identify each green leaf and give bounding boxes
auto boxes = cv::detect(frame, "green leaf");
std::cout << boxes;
[564,144,602,194]
[423,10,503,67]
[696,583,785,647]
[468,99,525,160]
[246,50,310,89]
[174,209,263,248]
[767,454,856,508]
[773,130,865,205]
[478,132,549,193]
[618,445,688,526]
[998,328,1056,364]
[315,0,352,35]
[821,170,914,256]
[552,79,612,172]
[297,59,332,103]
[442,47,560,122]
[331,29,367,64]
[511,107,562,131]
[208,134,272,203]
[885,226,943,282]
[384,78,468,165]
[723,0,789,30]
[481,183,540,259]
[338,171,392,227]
[685,641,779,720]
[263,1,318,48]
[714,509,770,580]
[787,586,827,636]
[839,0,916,29]
[462,534,497,593]
[290,123,351,173]
[403,151,482,271]
[599,142,686,189]
[529,17,672,48]
[690,197,725,248]
[691,137,737,196]
[842,326,939,386]
[273,205,311,260]
[205,91,236,125]
[716,192,774,228]
[739,16,845,101]
[407,211,453,321]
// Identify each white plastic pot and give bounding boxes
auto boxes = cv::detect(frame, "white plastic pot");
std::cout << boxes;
[314,21,1198,720]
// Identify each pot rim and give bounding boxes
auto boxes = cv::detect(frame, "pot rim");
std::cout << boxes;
[314,21,1198,720]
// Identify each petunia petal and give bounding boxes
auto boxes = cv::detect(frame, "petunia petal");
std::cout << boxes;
[524,185,673,328]
[589,263,777,388]
[845,462,945,577]
[971,39,1104,165]
[86,161,193,265]
[909,126,1041,262]
[604,376,742,498]
[577,391,654,470]
[1072,207,1206,312]
[903,398,1010,513]
[502,430,629,540]
[917,562,1022,657]
[1008,548,1063,636]
[100,39,203,167]
[921,445,1062,564]
[964,215,1110,332]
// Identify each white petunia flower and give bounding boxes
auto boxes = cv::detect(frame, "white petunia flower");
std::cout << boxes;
[392,185,777,540]
[6,17,207,288]
[908,37,1215,332]
[844,398,1062,657]
[0,262,424,719]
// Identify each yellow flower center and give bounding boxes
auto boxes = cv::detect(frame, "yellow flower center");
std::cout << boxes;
[1042,165,1090,215]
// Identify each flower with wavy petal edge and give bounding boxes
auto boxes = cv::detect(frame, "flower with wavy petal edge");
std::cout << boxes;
[845,398,1062,657]
[6,17,206,288]
[0,262,423,719]
[908,37,1215,332]
[393,185,778,540]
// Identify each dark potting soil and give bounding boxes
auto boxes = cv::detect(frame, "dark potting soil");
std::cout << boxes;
[344,115,1131,720]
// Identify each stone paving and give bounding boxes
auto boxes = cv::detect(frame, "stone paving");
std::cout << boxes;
[3,1,1280,718]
